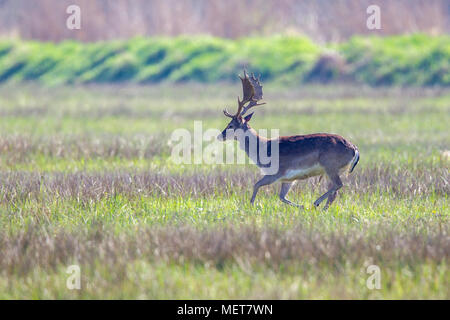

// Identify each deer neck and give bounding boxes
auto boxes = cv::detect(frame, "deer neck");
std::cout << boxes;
[238,126,268,166]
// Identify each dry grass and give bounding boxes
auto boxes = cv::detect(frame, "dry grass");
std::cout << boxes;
[1,223,447,277]
[0,165,448,205]
[0,134,167,162]
[1,0,448,42]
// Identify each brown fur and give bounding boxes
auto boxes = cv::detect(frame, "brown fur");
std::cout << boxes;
[218,70,359,209]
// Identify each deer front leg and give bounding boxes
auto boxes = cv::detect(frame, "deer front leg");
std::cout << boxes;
[279,182,303,208]
[250,175,279,205]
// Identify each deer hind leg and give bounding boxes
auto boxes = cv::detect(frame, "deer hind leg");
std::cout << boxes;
[250,175,279,205]
[279,182,303,208]
[313,172,343,210]
[323,190,338,210]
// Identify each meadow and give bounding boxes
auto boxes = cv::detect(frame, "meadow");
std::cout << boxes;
[0,83,448,299]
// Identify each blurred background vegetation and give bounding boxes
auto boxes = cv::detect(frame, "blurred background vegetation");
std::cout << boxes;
[1,0,448,42]
[0,0,448,86]
[0,34,449,85]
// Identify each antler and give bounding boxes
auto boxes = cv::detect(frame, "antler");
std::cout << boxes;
[223,70,265,118]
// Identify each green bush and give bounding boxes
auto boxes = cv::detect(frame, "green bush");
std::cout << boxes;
[0,34,448,86]
[340,34,450,86]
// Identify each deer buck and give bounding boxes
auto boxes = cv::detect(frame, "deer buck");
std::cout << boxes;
[217,70,359,209]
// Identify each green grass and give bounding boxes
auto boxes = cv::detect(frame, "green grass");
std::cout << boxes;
[2,261,447,299]
[0,84,448,299]
[1,193,447,231]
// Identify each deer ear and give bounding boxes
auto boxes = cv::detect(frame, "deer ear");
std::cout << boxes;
[244,112,254,122]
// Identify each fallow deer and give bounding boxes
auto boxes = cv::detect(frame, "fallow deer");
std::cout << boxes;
[217,70,359,209]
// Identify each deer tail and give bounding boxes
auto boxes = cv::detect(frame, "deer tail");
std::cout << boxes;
[349,148,359,173]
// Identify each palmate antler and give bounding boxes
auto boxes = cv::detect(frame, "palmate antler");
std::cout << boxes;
[223,70,265,118]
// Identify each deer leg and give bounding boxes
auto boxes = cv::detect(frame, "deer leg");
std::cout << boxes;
[279,182,302,208]
[250,175,279,205]
[322,174,342,210]
[313,189,332,208]
[323,191,338,210]
[313,172,342,209]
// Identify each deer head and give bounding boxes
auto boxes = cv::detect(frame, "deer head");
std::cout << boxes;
[217,70,265,141]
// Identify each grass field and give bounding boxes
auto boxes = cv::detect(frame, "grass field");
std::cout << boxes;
[0,83,448,299]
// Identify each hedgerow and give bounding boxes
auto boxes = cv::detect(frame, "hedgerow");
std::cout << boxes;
[0,34,448,86]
